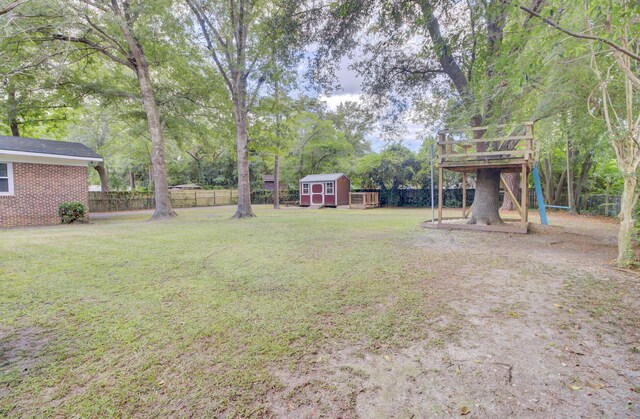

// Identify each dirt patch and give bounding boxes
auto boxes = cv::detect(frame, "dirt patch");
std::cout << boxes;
[0,327,51,398]
[265,213,640,417]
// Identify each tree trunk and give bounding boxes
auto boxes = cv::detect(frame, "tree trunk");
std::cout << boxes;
[135,59,175,219]
[617,171,638,266]
[129,170,136,189]
[232,96,255,218]
[7,82,19,137]
[94,162,109,192]
[552,169,566,205]
[196,158,204,185]
[573,153,593,213]
[273,76,281,210]
[273,154,280,209]
[468,120,503,225]
[544,156,553,204]
[469,168,503,225]
[566,135,576,213]
[113,0,175,220]
[500,172,520,211]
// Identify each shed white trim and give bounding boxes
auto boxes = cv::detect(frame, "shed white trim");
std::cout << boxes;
[299,173,349,183]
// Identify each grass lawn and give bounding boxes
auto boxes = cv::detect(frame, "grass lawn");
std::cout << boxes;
[1,206,638,417]
[1,206,449,415]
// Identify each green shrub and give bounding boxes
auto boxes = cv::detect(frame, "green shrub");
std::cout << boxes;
[58,202,86,224]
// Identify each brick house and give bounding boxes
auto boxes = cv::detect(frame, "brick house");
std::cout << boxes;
[0,136,102,228]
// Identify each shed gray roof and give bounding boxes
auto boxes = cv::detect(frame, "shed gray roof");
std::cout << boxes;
[0,135,102,160]
[299,173,348,182]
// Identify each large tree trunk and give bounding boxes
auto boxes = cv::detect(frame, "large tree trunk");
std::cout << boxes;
[94,162,109,192]
[273,77,281,210]
[469,168,503,225]
[273,154,280,209]
[134,55,175,219]
[232,97,255,218]
[114,1,176,220]
[617,171,638,266]
[500,172,520,211]
[468,119,504,225]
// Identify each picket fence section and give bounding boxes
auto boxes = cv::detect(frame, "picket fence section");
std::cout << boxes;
[90,188,622,218]
[89,190,238,212]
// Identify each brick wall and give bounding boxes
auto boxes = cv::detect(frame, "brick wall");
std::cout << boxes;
[0,162,88,228]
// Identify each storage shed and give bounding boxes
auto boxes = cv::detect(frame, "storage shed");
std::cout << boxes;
[262,175,286,191]
[299,173,350,207]
[0,135,102,228]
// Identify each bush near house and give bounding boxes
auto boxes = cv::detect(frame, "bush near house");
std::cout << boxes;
[58,202,86,224]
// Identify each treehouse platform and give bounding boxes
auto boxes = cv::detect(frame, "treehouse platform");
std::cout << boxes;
[425,122,534,234]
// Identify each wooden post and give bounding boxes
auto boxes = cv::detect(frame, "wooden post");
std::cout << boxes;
[500,174,523,216]
[521,163,528,226]
[438,166,443,223]
[462,173,467,219]
[438,132,445,224]
[605,179,610,216]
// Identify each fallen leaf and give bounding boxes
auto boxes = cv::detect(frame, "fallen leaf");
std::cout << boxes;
[384,355,391,361]
[460,406,471,415]
[587,381,605,389]
[569,385,582,391]
[509,312,518,318]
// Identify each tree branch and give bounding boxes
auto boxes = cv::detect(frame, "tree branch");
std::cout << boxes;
[519,3,640,62]
[185,0,233,91]
[50,33,134,69]
[420,2,469,98]
[0,0,28,15]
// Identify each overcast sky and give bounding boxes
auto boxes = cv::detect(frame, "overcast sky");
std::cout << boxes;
[315,57,426,153]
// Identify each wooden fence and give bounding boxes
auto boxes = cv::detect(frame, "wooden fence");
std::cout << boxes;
[349,192,380,209]
[89,189,238,212]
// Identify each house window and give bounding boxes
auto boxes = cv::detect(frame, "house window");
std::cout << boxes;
[302,183,309,194]
[326,182,334,194]
[0,162,14,196]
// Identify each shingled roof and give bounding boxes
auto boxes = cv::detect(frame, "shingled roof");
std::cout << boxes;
[299,173,348,182]
[0,136,102,160]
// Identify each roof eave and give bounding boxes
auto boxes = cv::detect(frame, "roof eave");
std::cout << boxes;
[0,149,103,162]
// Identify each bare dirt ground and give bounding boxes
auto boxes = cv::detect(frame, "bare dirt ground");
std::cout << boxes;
[264,212,640,417]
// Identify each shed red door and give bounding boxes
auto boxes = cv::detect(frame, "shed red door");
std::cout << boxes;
[311,183,323,204]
